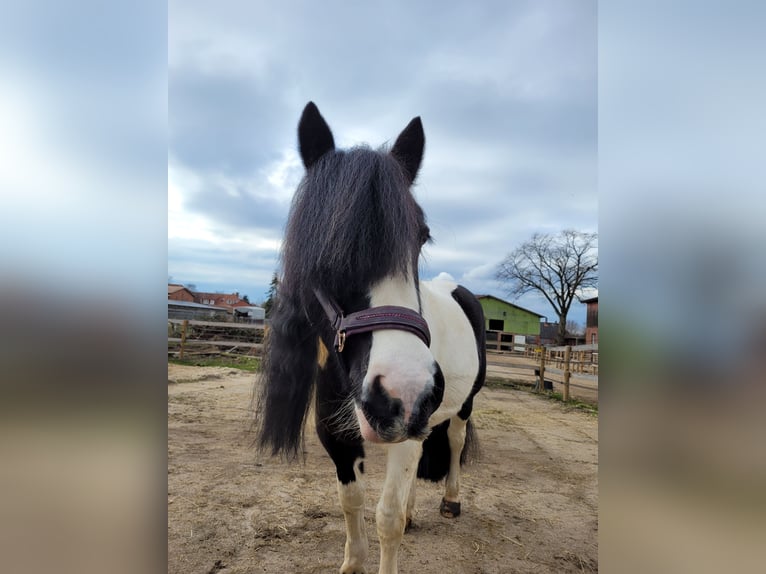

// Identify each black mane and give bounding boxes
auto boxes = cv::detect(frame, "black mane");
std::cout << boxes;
[281,145,426,311]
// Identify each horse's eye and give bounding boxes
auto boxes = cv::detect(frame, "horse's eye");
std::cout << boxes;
[420,225,431,246]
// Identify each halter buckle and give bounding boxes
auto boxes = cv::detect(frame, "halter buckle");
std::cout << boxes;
[336,330,347,353]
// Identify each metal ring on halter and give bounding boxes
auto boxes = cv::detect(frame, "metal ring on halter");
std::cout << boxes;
[336,330,347,353]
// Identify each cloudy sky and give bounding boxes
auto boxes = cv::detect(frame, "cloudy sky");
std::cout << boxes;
[168,0,596,326]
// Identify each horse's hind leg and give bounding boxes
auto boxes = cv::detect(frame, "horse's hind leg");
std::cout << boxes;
[440,415,467,518]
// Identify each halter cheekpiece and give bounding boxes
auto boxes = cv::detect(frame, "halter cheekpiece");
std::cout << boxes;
[314,289,431,353]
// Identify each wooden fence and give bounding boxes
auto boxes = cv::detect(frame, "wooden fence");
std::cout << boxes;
[533,343,598,401]
[168,319,265,358]
[169,324,545,359]
[484,331,598,403]
[546,343,598,376]
[167,320,598,403]
[484,330,535,354]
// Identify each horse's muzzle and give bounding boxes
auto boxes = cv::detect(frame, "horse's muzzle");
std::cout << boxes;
[357,374,440,443]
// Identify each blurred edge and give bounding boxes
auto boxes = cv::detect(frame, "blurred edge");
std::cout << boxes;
[2,1,766,573]
[0,2,167,573]
[600,1,766,573]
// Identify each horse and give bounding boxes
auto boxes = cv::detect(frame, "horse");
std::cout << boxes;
[256,102,486,574]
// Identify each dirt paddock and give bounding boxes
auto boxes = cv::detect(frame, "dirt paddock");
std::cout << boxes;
[168,364,598,573]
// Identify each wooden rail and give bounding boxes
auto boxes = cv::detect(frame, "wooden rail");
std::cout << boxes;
[485,331,540,355]
[168,318,263,330]
[167,320,598,402]
[533,343,598,400]
[546,344,598,376]
[485,338,598,402]
[168,338,263,349]
[168,319,265,358]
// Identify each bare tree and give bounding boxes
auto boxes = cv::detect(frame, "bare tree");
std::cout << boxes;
[566,320,583,337]
[496,230,597,345]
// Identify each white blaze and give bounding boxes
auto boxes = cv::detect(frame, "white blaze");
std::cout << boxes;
[360,275,435,429]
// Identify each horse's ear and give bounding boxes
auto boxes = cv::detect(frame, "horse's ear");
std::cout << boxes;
[298,102,335,169]
[391,116,425,183]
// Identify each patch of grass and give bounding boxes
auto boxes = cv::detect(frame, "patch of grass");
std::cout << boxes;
[543,391,598,414]
[485,376,535,391]
[169,355,261,372]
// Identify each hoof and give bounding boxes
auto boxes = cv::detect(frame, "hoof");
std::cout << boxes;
[405,516,413,532]
[440,498,461,518]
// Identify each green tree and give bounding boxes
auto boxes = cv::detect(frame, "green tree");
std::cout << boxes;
[263,272,279,318]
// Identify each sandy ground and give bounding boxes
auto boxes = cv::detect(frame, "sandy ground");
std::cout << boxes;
[168,364,598,573]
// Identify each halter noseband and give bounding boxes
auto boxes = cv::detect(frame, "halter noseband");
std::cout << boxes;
[314,289,431,353]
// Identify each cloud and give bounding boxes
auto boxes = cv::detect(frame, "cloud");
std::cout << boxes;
[431,272,455,283]
[168,0,597,325]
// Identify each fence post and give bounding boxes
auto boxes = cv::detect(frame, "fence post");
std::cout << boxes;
[496,331,502,351]
[563,345,572,401]
[538,346,546,393]
[180,319,189,360]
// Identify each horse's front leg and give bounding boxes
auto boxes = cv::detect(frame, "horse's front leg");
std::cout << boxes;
[315,370,369,573]
[405,469,417,531]
[337,456,368,574]
[376,440,422,574]
[318,433,368,574]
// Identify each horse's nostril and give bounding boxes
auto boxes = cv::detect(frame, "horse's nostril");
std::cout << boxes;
[361,375,403,426]
[407,393,437,438]
[406,362,444,438]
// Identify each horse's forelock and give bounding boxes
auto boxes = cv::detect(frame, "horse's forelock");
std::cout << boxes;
[281,147,424,303]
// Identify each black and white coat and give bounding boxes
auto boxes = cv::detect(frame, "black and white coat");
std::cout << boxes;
[257,102,486,574]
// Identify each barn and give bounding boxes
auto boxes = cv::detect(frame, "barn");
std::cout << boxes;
[476,295,544,336]
[167,299,230,321]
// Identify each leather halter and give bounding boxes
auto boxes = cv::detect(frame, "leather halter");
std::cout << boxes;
[314,289,431,352]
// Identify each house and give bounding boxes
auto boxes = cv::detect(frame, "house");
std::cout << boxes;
[582,296,598,344]
[168,284,252,319]
[476,295,544,336]
[192,291,249,311]
[168,284,195,302]
[538,321,586,346]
